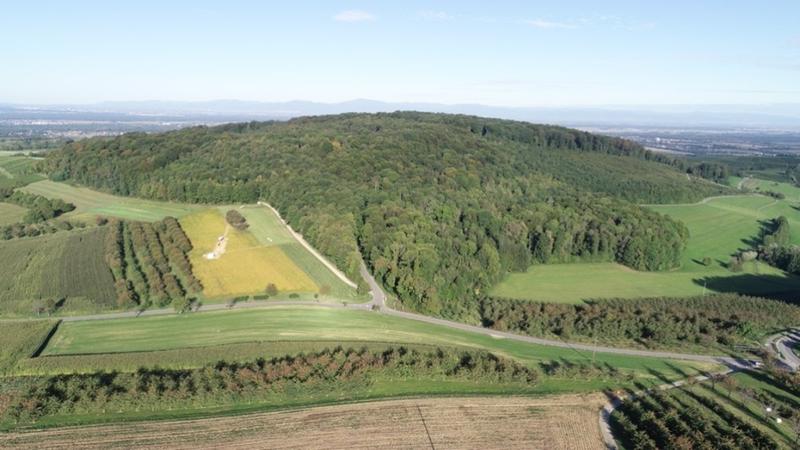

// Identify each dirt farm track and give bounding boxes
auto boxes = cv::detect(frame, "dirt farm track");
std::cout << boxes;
[1,395,605,449]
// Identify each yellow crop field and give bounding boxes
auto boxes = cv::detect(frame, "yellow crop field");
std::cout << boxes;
[181,209,317,298]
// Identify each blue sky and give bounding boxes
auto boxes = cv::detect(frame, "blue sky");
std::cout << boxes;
[1,1,798,106]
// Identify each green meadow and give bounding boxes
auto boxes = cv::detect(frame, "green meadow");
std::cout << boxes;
[239,205,360,300]
[21,179,200,222]
[0,154,44,189]
[41,306,717,380]
[730,175,800,201]
[491,179,800,303]
[0,202,27,225]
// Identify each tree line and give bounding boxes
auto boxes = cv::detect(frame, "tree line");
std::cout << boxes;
[757,215,800,276]
[3,346,536,424]
[0,188,75,223]
[104,217,202,309]
[40,112,728,321]
[481,294,800,349]
[1,218,84,240]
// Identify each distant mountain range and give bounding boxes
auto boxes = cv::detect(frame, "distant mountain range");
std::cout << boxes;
[3,99,800,130]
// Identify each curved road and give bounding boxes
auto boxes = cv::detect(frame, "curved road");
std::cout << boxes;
[56,260,797,450]
[765,329,800,371]
[358,262,745,366]
[61,261,748,367]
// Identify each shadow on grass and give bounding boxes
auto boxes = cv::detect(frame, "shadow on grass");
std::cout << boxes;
[742,369,800,406]
[645,367,677,387]
[695,381,795,444]
[765,389,800,412]
[741,219,776,248]
[693,274,800,304]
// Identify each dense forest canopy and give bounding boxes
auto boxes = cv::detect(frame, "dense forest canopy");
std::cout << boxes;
[481,294,800,349]
[42,112,728,321]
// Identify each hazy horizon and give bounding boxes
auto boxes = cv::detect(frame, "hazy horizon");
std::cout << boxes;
[4,97,800,131]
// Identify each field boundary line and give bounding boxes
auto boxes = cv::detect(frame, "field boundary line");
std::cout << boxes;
[29,320,62,358]
[640,193,761,208]
[258,201,358,288]
[416,404,436,450]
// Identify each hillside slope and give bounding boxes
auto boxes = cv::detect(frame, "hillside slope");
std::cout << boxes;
[42,112,728,321]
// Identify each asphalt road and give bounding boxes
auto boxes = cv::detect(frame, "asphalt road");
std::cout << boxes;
[59,261,755,367]
[358,262,743,366]
[765,329,800,371]
[54,261,798,450]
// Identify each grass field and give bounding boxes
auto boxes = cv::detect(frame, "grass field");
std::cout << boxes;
[0,202,27,226]
[0,155,44,189]
[240,205,359,300]
[181,208,319,298]
[41,306,717,380]
[491,179,800,303]
[730,175,800,202]
[3,305,717,432]
[21,180,200,222]
[17,179,359,301]
[0,395,606,449]
[0,320,56,374]
[17,340,438,375]
[0,227,117,315]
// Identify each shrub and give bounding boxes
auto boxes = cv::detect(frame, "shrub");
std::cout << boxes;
[4,346,538,424]
[225,209,248,230]
[481,294,800,350]
[728,256,743,272]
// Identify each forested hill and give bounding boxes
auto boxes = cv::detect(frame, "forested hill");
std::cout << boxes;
[43,112,728,321]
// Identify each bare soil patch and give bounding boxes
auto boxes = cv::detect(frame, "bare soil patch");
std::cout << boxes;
[203,224,230,260]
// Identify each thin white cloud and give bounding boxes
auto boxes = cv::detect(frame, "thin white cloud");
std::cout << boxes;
[333,10,376,22]
[419,10,453,21]
[523,19,576,30]
[522,15,654,31]
[592,15,655,31]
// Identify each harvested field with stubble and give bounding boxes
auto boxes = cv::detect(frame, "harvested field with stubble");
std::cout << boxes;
[0,395,605,450]
[181,208,318,298]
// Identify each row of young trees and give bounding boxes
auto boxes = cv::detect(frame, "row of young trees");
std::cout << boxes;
[40,112,728,320]
[612,387,778,449]
[0,219,84,240]
[765,362,800,398]
[684,161,730,182]
[104,217,202,308]
[480,294,800,349]
[4,346,537,423]
[757,216,800,276]
[0,188,75,224]
[762,216,791,248]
